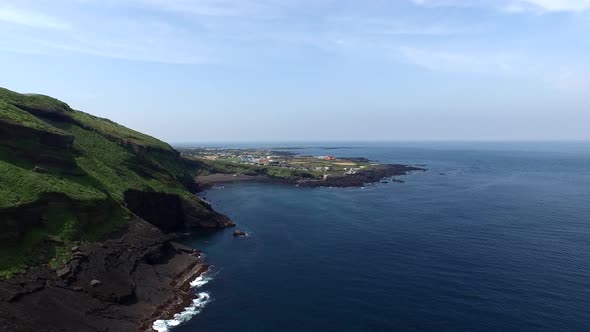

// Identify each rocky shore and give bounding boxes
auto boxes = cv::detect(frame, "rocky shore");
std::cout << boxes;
[297,164,424,188]
[0,216,225,332]
[196,164,424,191]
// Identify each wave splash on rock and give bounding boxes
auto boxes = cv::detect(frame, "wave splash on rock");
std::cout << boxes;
[190,272,214,288]
[152,271,214,332]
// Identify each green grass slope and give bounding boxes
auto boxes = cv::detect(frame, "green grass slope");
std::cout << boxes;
[0,87,172,151]
[0,87,202,278]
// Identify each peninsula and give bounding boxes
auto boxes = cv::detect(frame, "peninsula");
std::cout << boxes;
[180,147,423,191]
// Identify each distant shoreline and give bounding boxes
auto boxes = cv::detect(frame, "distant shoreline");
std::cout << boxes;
[196,173,266,186]
[195,164,425,192]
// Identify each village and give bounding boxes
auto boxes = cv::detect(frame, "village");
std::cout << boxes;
[178,147,375,175]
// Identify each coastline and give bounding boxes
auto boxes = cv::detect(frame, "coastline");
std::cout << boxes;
[196,173,266,187]
[147,261,212,332]
[196,164,425,192]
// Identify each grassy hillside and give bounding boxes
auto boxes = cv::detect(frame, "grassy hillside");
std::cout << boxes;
[0,88,171,151]
[0,88,204,278]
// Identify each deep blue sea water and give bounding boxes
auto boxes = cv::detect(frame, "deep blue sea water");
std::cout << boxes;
[176,142,590,331]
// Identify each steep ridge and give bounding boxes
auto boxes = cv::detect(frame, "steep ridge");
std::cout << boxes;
[0,87,233,331]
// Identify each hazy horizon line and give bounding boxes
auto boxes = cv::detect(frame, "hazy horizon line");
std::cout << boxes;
[171,139,590,145]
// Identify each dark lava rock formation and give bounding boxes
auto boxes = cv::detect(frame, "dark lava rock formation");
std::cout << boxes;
[265,164,424,189]
[0,217,215,332]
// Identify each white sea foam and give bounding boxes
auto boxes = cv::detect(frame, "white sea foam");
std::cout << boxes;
[190,273,213,288]
[152,269,214,332]
[152,292,211,332]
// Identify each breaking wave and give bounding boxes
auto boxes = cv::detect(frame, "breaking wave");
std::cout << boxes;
[152,269,214,332]
[190,272,214,288]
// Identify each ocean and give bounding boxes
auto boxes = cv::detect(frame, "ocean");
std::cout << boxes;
[170,142,590,331]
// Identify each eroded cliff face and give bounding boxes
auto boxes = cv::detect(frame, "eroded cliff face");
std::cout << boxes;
[0,119,77,173]
[0,120,74,149]
[124,190,235,232]
[0,194,119,247]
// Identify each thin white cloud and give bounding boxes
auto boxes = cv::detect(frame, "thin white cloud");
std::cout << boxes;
[412,0,590,12]
[410,0,489,9]
[39,40,215,65]
[0,2,217,64]
[125,0,288,18]
[555,66,590,91]
[398,46,518,75]
[0,6,69,29]
[326,16,475,36]
[517,0,590,12]
[0,0,577,74]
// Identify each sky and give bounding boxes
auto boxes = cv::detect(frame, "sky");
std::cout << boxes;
[1,0,589,142]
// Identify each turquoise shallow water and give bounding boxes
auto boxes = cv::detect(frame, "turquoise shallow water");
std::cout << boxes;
[175,142,590,331]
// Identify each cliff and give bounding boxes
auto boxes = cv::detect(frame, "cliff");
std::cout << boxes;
[0,87,233,331]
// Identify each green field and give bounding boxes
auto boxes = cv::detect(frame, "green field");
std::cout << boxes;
[187,153,374,180]
[192,158,323,179]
